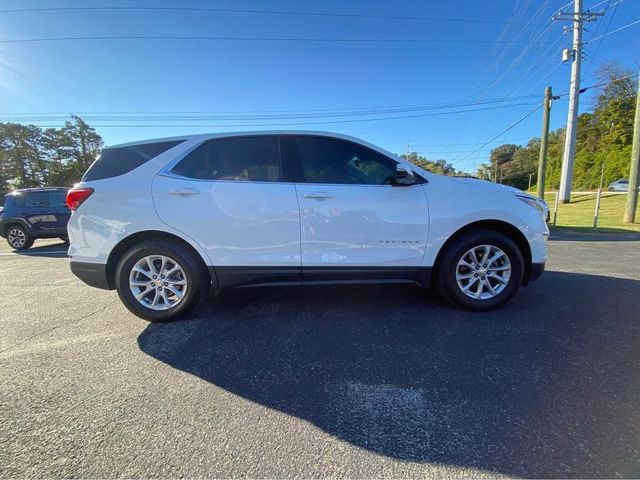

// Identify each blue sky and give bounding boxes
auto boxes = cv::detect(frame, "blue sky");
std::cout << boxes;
[0,0,638,173]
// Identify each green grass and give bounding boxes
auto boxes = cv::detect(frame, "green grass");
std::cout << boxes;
[543,192,640,232]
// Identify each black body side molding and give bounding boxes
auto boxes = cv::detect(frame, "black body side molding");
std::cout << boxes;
[211,266,433,289]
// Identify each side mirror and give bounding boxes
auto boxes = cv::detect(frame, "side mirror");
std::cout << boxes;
[394,164,416,185]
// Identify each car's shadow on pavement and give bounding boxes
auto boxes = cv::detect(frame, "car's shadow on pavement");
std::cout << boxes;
[12,242,68,257]
[138,271,640,478]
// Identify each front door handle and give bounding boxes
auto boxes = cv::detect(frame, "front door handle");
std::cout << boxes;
[169,188,200,196]
[304,192,334,200]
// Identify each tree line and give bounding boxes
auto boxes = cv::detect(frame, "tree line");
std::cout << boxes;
[0,116,102,196]
[400,153,466,177]
[476,63,637,191]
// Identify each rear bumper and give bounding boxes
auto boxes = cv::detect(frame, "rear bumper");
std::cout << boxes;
[70,261,112,290]
[528,261,545,283]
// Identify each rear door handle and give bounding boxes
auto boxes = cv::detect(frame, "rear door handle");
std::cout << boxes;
[169,188,200,196]
[304,192,334,200]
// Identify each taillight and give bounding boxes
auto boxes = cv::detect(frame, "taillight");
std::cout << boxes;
[66,187,94,211]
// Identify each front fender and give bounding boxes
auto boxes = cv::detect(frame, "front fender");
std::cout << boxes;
[421,179,548,267]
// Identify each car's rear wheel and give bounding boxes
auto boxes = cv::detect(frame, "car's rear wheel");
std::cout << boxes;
[115,240,209,322]
[436,229,524,311]
[7,225,34,250]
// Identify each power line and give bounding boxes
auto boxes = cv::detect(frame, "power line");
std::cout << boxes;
[0,96,542,122]
[0,94,543,117]
[440,0,556,165]
[586,17,640,42]
[482,1,555,94]
[9,102,541,128]
[450,73,638,179]
[0,35,557,45]
[409,136,536,147]
[555,72,640,96]
[583,0,618,78]
[558,0,576,11]
[451,105,543,165]
[0,5,548,27]
[558,0,613,12]
[587,0,616,9]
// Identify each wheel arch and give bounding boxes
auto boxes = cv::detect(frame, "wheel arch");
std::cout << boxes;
[431,219,533,285]
[1,218,32,237]
[106,230,214,290]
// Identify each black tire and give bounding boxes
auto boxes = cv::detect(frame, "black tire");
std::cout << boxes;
[436,229,524,311]
[6,225,34,250]
[115,239,209,322]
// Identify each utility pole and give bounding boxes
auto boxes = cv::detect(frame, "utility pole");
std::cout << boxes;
[537,86,554,200]
[494,158,498,183]
[624,75,640,224]
[554,0,604,203]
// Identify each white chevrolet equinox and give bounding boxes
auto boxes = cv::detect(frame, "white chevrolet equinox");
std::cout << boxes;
[67,131,548,321]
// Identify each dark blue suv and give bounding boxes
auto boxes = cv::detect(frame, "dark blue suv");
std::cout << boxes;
[0,188,70,250]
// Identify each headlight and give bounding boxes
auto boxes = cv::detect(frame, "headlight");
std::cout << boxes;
[516,195,544,214]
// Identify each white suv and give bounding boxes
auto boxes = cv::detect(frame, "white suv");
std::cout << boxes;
[67,131,548,321]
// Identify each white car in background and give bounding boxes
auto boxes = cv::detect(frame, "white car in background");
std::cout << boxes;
[66,131,548,322]
[608,179,638,192]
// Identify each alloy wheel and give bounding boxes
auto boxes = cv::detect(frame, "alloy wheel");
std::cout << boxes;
[129,255,188,311]
[8,228,26,249]
[455,244,512,300]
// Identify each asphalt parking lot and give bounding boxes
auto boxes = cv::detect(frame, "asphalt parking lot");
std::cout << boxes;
[1,230,639,478]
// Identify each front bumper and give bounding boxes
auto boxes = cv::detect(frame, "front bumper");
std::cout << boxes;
[70,261,112,290]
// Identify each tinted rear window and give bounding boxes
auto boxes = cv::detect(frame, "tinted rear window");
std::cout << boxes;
[171,136,281,182]
[82,140,185,181]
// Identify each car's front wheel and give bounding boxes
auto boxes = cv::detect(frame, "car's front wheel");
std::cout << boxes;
[6,225,34,250]
[115,240,209,322]
[436,229,524,311]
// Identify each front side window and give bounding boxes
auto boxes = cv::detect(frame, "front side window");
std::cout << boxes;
[294,136,397,185]
[171,136,281,182]
[24,192,49,208]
